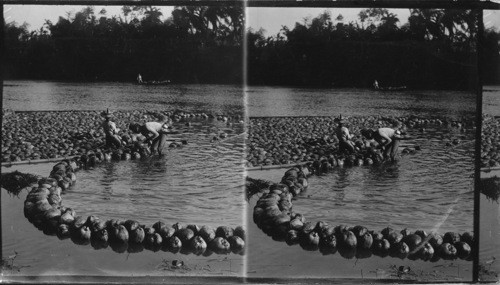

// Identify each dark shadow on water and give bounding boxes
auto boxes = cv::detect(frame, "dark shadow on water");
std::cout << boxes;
[366,160,401,181]
[100,162,118,195]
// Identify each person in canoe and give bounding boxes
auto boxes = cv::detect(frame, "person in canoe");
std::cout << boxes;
[334,115,357,154]
[129,115,178,156]
[101,109,122,148]
[361,127,405,161]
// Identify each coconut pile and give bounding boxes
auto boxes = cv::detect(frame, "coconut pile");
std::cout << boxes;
[23,158,246,255]
[1,110,242,163]
[247,115,474,167]
[481,115,500,168]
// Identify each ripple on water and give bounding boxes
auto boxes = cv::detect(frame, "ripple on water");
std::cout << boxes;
[61,122,245,228]
[292,127,474,234]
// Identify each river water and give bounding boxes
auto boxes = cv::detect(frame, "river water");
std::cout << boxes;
[0,81,488,281]
[245,85,477,281]
[2,81,246,279]
[247,86,476,118]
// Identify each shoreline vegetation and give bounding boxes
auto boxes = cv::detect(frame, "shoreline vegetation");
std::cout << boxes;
[4,7,500,89]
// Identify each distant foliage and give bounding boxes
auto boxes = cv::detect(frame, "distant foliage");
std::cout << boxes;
[247,9,498,89]
[3,6,244,84]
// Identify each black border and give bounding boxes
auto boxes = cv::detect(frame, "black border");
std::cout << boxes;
[473,8,483,284]
[1,1,497,283]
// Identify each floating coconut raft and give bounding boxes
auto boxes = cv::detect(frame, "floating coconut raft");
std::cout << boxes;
[247,115,475,168]
[1,109,243,164]
[480,176,500,202]
[21,154,245,255]
[249,164,474,261]
[481,115,500,169]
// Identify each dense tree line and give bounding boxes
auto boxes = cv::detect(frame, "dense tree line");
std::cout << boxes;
[3,6,244,84]
[248,9,499,90]
[4,7,500,89]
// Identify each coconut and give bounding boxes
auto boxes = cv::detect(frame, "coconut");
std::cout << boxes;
[124,220,141,232]
[460,232,474,245]
[403,234,422,251]
[289,218,304,231]
[392,242,410,259]
[455,242,471,259]
[158,226,176,241]
[215,226,234,240]
[187,224,201,235]
[228,236,245,254]
[172,222,184,231]
[144,233,163,250]
[387,231,403,245]
[420,243,435,261]
[111,225,129,243]
[358,233,373,250]
[74,226,92,241]
[443,232,461,244]
[428,233,444,248]
[414,229,428,239]
[340,231,357,249]
[190,236,208,255]
[165,236,182,253]
[70,216,87,231]
[299,230,320,251]
[129,227,145,244]
[143,226,155,236]
[285,230,300,245]
[209,237,231,254]
[234,226,245,241]
[57,224,71,239]
[372,239,391,255]
[439,243,458,260]
[319,234,337,253]
[350,225,368,239]
[175,228,195,244]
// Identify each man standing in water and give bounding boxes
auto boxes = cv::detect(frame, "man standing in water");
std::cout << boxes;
[101,109,122,148]
[361,127,403,161]
[334,115,357,154]
[129,115,177,156]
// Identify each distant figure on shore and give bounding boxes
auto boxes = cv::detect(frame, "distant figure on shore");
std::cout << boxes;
[137,74,143,84]
[334,115,356,154]
[361,127,403,161]
[129,115,177,156]
[373,80,380,90]
[101,109,122,148]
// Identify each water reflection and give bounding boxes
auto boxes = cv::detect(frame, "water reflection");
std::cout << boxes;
[101,162,118,196]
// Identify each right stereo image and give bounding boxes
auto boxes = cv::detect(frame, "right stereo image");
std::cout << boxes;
[245,7,498,282]
[479,9,500,283]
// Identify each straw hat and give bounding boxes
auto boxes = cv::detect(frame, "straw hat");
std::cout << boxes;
[333,114,344,123]
[100,108,113,118]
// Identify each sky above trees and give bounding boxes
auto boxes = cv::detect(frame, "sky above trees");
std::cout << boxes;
[5,5,499,37]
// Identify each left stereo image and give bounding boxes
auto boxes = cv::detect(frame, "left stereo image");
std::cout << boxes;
[2,4,246,279]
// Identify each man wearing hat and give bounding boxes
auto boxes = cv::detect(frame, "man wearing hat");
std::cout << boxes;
[101,109,122,148]
[334,115,356,154]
